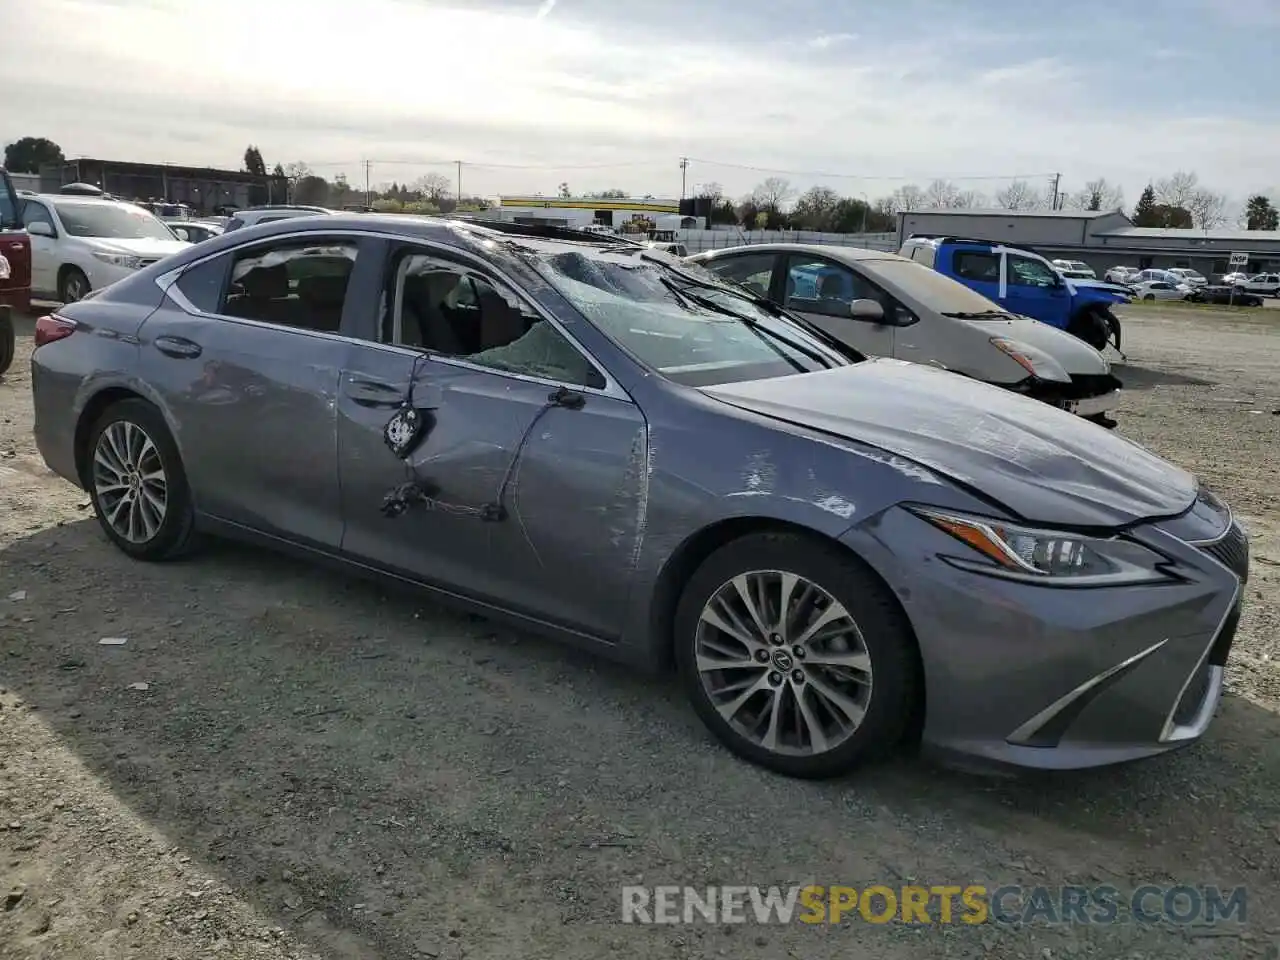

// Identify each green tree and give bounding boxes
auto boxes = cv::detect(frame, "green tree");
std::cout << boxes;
[4,136,64,173]
[1132,184,1159,226]
[592,188,628,199]
[791,186,841,231]
[557,182,571,199]
[293,175,330,205]
[1245,195,1279,230]
[242,145,267,177]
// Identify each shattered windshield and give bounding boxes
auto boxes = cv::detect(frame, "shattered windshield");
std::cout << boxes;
[536,250,851,386]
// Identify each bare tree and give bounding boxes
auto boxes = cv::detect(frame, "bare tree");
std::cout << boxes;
[1067,178,1124,212]
[923,179,960,209]
[882,183,927,213]
[995,179,1043,211]
[952,189,987,209]
[1186,189,1228,229]
[416,172,452,204]
[282,161,311,181]
[753,177,795,211]
[1154,170,1199,210]
[696,181,724,202]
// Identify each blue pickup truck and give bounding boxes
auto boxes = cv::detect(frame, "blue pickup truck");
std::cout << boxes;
[899,236,1130,352]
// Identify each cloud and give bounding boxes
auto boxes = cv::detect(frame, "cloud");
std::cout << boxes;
[0,0,1276,202]
[808,32,857,49]
[534,0,556,20]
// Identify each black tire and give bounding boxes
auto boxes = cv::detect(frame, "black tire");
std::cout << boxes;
[674,531,919,779]
[1143,294,1155,301]
[59,267,90,304]
[1068,308,1109,351]
[85,399,197,561]
[0,306,13,377]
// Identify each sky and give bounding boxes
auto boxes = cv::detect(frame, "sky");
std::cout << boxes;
[2,0,1278,208]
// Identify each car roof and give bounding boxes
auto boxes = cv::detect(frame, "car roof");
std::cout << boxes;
[695,242,908,265]
[125,214,666,280]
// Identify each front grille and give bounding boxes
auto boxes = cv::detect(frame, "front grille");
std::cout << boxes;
[1200,522,1249,583]
[1062,372,1123,401]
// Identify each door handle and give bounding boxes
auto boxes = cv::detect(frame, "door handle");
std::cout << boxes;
[346,376,406,408]
[154,335,202,358]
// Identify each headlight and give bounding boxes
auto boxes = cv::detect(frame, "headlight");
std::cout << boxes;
[990,337,1070,383]
[910,507,1175,586]
[92,251,144,270]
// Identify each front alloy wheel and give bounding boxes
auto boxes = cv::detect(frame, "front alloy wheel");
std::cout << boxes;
[695,571,873,756]
[675,532,919,779]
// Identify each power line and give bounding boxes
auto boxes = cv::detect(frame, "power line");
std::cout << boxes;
[684,156,1058,182]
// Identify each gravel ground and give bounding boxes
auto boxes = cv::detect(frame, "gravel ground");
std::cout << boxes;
[1,305,1278,960]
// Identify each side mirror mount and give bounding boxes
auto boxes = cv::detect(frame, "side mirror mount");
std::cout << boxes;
[27,221,55,238]
[849,298,885,323]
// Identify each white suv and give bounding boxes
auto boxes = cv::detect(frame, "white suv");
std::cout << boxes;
[1232,273,1280,296]
[21,195,190,302]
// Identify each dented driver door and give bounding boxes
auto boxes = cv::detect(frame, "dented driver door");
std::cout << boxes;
[336,347,647,641]
[335,244,647,642]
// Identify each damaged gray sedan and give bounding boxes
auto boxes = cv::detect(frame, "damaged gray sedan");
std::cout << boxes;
[30,217,1248,778]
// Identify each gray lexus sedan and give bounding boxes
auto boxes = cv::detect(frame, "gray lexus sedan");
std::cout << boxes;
[29,217,1248,779]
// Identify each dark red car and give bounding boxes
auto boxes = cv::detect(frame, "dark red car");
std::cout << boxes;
[0,167,31,373]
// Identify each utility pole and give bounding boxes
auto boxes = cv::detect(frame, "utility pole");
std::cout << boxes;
[1050,172,1061,210]
[364,159,372,208]
[679,157,688,200]
[455,160,463,206]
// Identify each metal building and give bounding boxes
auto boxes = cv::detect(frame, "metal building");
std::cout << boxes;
[36,158,271,214]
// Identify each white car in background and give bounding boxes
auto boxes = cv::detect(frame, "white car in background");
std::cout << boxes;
[20,194,190,302]
[1104,265,1140,284]
[1231,272,1280,296]
[1051,259,1096,279]
[1166,267,1207,287]
[1131,279,1192,301]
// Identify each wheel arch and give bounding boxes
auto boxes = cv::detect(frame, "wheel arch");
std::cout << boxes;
[72,386,179,487]
[646,515,926,739]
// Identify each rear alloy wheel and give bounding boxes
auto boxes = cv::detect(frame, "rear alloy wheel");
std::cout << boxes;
[60,267,90,304]
[87,399,196,561]
[675,532,918,779]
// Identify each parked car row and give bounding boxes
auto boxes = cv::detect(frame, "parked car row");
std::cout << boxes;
[691,239,1122,427]
[27,214,1250,780]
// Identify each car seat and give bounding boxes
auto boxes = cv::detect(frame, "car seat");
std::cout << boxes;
[475,286,528,351]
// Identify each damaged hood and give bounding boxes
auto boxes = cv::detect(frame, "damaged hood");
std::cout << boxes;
[703,360,1196,528]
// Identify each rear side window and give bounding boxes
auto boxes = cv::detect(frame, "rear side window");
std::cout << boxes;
[952,250,1000,281]
[221,241,357,333]
[174,257,228,314]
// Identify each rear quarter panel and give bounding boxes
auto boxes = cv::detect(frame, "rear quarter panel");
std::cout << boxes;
[30,282,169,487]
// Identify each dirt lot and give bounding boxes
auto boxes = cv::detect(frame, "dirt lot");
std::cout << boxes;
[1,305,1278,960]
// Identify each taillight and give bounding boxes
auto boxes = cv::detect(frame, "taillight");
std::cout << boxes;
[34,314,77,347]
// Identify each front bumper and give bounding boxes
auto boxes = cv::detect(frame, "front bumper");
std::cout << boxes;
[843,499,1247,771]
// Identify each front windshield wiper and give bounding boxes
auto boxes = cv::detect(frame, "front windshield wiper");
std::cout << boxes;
[637,254,864,362]
[655,276,831,372]
[941,310,1014,320]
